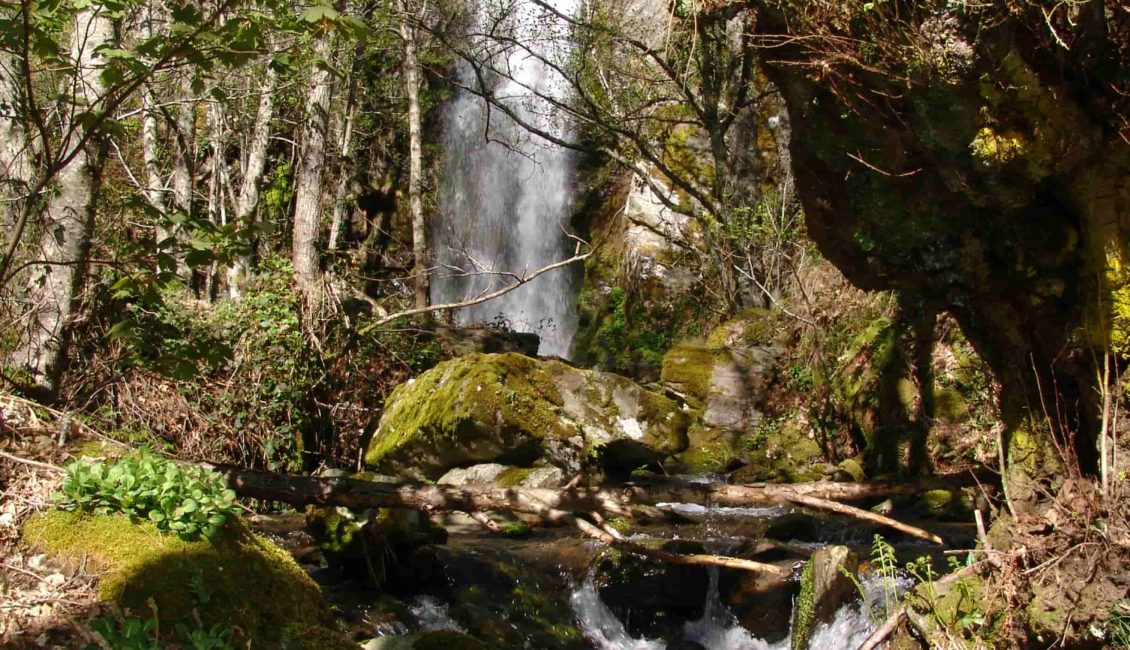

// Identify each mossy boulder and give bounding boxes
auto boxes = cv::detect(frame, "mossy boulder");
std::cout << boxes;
[365,353,690,479]
[437,463,566,489]
[661,343,782,426]
[305,505,447,585]
[22,510,353,649]
[790,545,859,650]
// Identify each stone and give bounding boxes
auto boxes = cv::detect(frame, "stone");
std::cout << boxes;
[433,326,540,358]
[362,631,486,650]
[365,353,690,480]
[791,545,860,650]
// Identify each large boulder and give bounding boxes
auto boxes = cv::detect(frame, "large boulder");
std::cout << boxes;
[364,353,690,479]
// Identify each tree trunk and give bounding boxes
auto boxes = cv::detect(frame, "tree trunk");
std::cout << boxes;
[205,96,227,300]
[140,4,167,225]
[292,31,335,313]
[327,58,359,253]
[227,61,276,299]
[13,7,114,394]
[400,9,428,311]
[0,46,33,224]
[170,72,196,278]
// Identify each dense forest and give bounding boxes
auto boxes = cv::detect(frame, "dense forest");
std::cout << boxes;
[1,0,1128,648]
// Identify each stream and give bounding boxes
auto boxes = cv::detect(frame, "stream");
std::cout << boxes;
[261,497,965,649]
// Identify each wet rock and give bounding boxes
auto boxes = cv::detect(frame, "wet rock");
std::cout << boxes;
[365,353,689,480]
[410,545,587,649]
[434,325,540,358]
[719,542,800,643]
[591,541,711,638]
[437,463,566,489]
[790,545,859,650]
[362,631,486,650]
[305,506,447,586]
[764,513,822,543]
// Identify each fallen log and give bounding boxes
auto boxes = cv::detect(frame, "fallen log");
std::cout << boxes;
[206,464,949,545]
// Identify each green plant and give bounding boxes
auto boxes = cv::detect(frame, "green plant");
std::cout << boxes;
[55,448,237,540]
[87,615,235,650]
[89,615,159,650]
[1104,601,1130,648]
[842,534,901,624]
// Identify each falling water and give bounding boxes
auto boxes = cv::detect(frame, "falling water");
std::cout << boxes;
[571,568,915,650]
[432,0,581,358]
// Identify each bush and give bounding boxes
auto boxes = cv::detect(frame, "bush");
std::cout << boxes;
[54,449,237,539]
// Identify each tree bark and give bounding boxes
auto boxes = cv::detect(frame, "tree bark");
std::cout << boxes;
[13,6,114,393]
[327,58,358,253]
[291,30,335,314]
[227,61,276,299]
[400,7,428,311]
[0,46,33,224]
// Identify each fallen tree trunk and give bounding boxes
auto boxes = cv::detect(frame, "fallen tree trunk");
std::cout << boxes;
[207,464,961,544]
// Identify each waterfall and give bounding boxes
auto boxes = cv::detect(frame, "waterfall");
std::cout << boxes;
[432,0,581,358]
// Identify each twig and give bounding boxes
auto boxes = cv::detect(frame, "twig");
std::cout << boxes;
[0,450,65,474]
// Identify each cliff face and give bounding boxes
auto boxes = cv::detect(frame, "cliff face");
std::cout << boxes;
[750,0,1130,474]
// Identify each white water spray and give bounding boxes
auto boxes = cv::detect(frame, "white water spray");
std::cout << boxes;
[432,0,580,357]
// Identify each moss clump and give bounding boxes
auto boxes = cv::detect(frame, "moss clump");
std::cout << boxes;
[918,489,973,519]
[933,388,968,422]
[364,353,571,477]
[790,560,816,650]
[23,510,352,649]
[495,467,534,487]
[660,344,720,404]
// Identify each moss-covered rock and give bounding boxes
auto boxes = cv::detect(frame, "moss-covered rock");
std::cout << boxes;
[365,353,690,479]
[22,510,353,649]
[305,505,447,585]
[790,545,859,650]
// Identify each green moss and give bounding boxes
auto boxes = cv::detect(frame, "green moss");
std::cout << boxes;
[660,344,720,403]
[495,467,534,487]
[918,489,973,519]
[364,353,571,475]
[934,388,968,422]
[675,439,734,473]
[791,560,816,650]
[837,458,866,481]
[705,308,778,347]
[23,510,352,649]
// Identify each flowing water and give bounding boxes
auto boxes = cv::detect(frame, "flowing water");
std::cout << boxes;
[571,567,914,650]
[432,0,581,358]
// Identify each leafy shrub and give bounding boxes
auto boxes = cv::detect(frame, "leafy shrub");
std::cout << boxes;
[55,449,237,539]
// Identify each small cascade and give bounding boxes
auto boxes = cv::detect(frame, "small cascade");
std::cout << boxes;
[432,0,581,358]
[570,564,914,650]
[571,579,666,650]
[408,595,463,632]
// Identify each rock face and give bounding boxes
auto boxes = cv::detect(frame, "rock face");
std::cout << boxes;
[364,353,690,479]
[437,463,566,489]
[750,2,1130,483]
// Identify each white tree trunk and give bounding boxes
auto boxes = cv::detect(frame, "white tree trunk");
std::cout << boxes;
[170,72,196,277]
[327,66,358,253]
[15,7,114,393]
[205,96,227,300]
[0,47,33,223]
[400,10,428,311]
[227,62,277,299]
[291,31,335,311]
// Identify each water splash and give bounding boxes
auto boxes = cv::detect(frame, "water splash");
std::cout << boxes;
[571,579,666,650]
[432,0,581,358]
[570,564,915,650]
[409,595,463,632]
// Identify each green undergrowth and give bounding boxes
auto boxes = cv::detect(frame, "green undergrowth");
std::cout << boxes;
[23,510,353,649]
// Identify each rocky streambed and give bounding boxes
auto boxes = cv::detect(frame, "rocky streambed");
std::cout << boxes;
[252,488,973,650]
